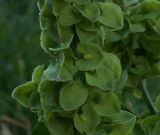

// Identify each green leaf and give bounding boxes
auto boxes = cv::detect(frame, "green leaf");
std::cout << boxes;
[39,16,59,41]
[74,104,101,134]
[76,3,100,22]
[59,5,83,26]
[89,90,121,116]
[46,117,74,135]
[38,80,60,109]
[112,70,128,91]
[78,20,101,32]
[130,0,160,20]
[94,111,136,135]
[129,56,150,75]
[142,32,160,54]
[155,94,160,112]
[58,110,75,118]
[65,0,91,5]
[121,0,138,9]
[153,120,160,135]
[49,24,74,51]
[40,30,56,54]
[99,2,124,30]
[105,111,136,135]
[149,19,160,36]
[31,122,50,135]
[76,42,104,71]
[59,81,88,111]
[12,81,38,108]
[141,115,160,135]
[104,28,121,43]
[43,53,65,81]
[128,21,146,33]
[76,26,99,43]
[40,19,74,52]
[38,80,61,121]
[32,65,45,84]
[37,0,45,11]
[86,53,122,91]
[63,49,78,74]
[52,0,68,16]
[43,51,77,82]
[41,0,54,19]
[126,75,141,88]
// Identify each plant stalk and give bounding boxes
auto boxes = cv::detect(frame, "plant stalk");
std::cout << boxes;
[138,79,157,115]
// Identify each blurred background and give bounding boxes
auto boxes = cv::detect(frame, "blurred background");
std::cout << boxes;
[0,0,160,135]
[0,0,47,135]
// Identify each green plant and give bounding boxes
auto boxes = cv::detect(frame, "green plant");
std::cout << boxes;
[12,0,160,135]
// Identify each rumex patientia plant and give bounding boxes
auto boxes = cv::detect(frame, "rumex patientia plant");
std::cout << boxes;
[12,0,160,134]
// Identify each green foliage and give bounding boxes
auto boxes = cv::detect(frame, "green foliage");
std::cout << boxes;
[12,0,160,135]
[99,2,124,29]
[59,81,88,111]
[31,122,50,135]
[12,81,38,108]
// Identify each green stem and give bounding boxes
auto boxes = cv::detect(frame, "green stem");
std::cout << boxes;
[119,0,125,10]
[138,80,157,115]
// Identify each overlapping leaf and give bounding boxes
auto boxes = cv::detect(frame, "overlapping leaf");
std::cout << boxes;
[12,0,160,135]
[104,111,136,135]
[59,4,83,26]
[74,104,101,134]
[46,117,74,135]
[99,2,124,30]
[12,81,39,108]
[76,3,100,22]
[76,42,104,71]
[86,53,122,90]
[60,81,88,111]
[141,115,160,135]
[89,89,121,116]
[43,51,77,82]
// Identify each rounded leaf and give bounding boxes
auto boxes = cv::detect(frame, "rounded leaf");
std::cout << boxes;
[76,26,99,43]
[129,56,150,75]
[52,0,68,16]
[12,81,37,107]
[77,3,100,22]
[86,53,122,90]
[105,111,136,135]
[89,90,121,116]
[130,0,160,19]
[59,5,83,26]
[38,80,60,108]
[32,65,45,84]
[141,115,160,135]
[76,42,104,71]
[60,81,88,111]
[99,2,124,30]
[142,33,160,54]
[74,104,101,134]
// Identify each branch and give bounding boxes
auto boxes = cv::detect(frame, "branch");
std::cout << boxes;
[138,79,157,115]
[0,116,31,130]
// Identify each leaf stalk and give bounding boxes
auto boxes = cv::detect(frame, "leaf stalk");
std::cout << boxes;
[138,80,157,115]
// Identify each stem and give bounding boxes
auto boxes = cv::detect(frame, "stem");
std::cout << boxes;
[138,80,157,115]
[119,0,125,10]
[0,116,30,130]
